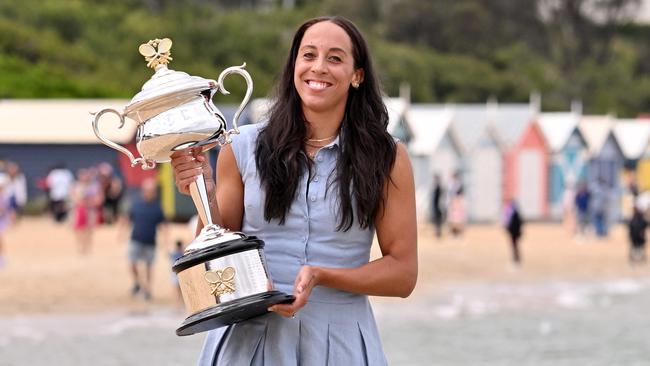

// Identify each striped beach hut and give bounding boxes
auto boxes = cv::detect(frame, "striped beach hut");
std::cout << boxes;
[450,104,502,222]
[579,115,625,222]
[537,112,588,219]
[404,104,459,221]
[490,104,548,220]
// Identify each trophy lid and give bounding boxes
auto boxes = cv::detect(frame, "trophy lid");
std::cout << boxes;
[124,38,218,121]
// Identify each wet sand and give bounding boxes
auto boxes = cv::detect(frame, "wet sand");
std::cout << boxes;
[1,216,649,315]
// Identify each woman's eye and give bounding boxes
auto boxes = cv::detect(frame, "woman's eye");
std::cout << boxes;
[303,52,316,59]
[329,56,342,62]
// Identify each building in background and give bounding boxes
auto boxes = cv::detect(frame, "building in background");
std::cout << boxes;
[537,111,589,220]
[450,104,502,223]
[580,115,625,222]
[491,102,548,220]
[404,104,459,221]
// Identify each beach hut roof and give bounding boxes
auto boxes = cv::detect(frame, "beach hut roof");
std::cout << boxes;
[489,103,536,149]
[449,104,493,151]
[405,104,453,156]
[612,119,650,159]
[578,115,615,156]
[536,112,580,153]
[0,99,135,144]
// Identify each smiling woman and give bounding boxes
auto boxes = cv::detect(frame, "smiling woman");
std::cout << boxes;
[170,15,417,366]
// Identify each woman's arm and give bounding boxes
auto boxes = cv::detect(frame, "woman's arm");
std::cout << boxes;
[270,143,418,316]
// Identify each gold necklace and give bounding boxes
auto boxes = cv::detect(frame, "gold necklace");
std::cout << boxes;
[304,134,337,143]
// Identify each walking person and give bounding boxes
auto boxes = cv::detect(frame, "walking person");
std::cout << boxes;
[628,205,647,264]
[171,16,417,365]
[123,178,167,301]
[591,178,609,238]
[503,199,524,266]
[574,181,591,238]
[46,163,75,223]
[430,174,445,238]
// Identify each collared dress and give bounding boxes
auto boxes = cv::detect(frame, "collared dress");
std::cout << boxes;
[197,123,388,366]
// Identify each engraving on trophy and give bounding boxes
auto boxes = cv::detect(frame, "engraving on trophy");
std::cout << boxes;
[205,266,236,296]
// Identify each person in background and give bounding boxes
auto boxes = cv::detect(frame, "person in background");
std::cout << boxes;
[6,161,27,218]
[448,181,466,238]
[503,198,524,266]
[46,163,75,223]
[430,174,445,238]
[0,174,15,268]
[122,178,167,301]
[591,177,609,238]
[574,180,591,238]
[70,168,103,255]
[628,205,647,264]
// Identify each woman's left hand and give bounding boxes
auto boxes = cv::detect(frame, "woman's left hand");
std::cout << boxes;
[268,265,319,318]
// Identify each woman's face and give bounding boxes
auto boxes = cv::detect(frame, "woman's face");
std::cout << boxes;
[294,21,363,117]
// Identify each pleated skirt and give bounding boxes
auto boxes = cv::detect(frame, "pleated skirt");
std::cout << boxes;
[197,296,388,366]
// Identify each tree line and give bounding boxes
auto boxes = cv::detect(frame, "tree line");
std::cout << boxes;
[0,0,648,116]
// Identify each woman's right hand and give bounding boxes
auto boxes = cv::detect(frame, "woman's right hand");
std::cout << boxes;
[170,148,214,196]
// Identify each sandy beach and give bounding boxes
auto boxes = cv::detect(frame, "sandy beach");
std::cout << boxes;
[2,217,650,365]
[1,216,649,315]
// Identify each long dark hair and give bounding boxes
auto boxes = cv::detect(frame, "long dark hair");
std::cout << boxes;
[255,16,396,231]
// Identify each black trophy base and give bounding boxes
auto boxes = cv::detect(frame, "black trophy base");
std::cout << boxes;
[176,290,295,336]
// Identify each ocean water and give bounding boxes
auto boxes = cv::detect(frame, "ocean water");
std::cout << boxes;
[376,278,650,366]
[1,278,649,365]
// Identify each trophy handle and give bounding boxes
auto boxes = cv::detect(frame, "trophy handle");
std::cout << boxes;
[90,108,156,170]
[217,63,253,144]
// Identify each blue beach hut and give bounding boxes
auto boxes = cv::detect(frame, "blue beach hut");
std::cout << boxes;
[537,112,589,220]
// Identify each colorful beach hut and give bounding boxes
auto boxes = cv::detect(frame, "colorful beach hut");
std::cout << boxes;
[579,115,625,222]
[536,112,588,219]
[450,104,502,222]
[490,104,548,220]
[404,104,459,221]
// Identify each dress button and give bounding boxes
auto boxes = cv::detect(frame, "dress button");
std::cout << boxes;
[310,196,316,202]
[313,176,320,182]
[317,156,323,162]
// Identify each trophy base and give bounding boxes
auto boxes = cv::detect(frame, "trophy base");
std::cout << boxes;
[176,290,295,336]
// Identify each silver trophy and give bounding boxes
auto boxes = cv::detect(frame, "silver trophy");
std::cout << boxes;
[91,38,293,336]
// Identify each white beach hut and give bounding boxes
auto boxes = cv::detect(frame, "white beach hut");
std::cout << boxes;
[404,104,459,221]
[450,104,502,222]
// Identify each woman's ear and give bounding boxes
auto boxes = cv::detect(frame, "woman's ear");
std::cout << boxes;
[352,69,365,88]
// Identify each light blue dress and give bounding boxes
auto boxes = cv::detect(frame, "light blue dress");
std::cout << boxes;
[197,123,388,365]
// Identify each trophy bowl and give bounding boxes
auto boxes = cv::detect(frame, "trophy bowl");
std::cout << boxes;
[91,38,294,336]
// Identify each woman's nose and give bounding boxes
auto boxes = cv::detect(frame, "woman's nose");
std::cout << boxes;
[311,56,327,74]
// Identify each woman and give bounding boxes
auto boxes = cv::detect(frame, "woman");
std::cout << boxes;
[172,16,417,365]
